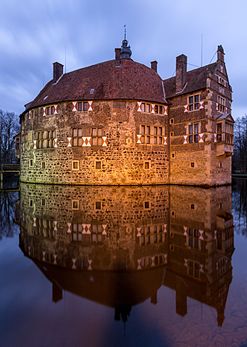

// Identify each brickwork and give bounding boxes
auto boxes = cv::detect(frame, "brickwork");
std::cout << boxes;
[19,45,234,186]
[20,100,169,185]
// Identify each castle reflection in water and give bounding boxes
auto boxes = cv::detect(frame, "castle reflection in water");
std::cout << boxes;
[18,184,234,326]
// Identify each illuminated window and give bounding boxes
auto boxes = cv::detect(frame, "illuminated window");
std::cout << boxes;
[188,94,200,111]
[72,160,79,170]
[140,125,164,145]
[72,128,83,146]
[91,128,103,146]
[188,123,199,143]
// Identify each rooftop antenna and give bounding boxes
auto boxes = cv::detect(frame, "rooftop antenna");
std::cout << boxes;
[201,33,203,67]
[64,45,67,73]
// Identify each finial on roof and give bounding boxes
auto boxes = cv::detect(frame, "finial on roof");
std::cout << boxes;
[120,25,132,59]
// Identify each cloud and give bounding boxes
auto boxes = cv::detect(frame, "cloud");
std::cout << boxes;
[0,0,246,115]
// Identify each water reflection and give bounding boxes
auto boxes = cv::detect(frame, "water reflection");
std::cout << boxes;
[18,184,234,327]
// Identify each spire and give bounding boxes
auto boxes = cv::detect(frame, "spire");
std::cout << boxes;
[120,25,132,59]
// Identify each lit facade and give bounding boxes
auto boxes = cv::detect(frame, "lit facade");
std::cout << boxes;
[19,40,234,186]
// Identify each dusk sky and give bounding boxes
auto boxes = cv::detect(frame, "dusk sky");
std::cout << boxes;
[0,0,246,117]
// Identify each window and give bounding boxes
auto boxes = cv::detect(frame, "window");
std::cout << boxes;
[144,201,150,209]
[139,102,163,114]
[96,161,101,169]
[72,160,79,170]
[188,94,200,111]
[216,123,222,142]
[217,75,227,87]
[191,162,195,168]
[72,200,79,210]
[29,159,33,167]
[188,229,199,249]
[144,161,150,169]
[140,125,150,144]
[187,260,200,278]
[72,128,83,146]
[92,128,103,146]
[225,122,234,144]
[140,125,164,145]
[45,106,55,115]
[36,130,56,149]
[216,122,233,144]
[77,101,89,111]
[217,95,226,112]
[95,201,101,210]
[41,162,46,169]
[170,118,174,124]
[188,123,199,143]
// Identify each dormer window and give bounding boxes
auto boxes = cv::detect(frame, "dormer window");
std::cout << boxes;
[188,94,200,111]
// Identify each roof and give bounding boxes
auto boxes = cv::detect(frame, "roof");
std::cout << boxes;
[163,63,218,98]
[26,59,167,111]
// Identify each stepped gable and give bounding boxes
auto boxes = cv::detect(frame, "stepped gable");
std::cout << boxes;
[163,62,217,98]
[26,59,167,111]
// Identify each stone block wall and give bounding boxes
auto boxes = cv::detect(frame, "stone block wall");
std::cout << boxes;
[20,100,169,185]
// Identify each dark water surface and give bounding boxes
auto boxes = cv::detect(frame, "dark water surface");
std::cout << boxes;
[0,179,247,347]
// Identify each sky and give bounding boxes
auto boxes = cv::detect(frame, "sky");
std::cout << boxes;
[0,0,246,117]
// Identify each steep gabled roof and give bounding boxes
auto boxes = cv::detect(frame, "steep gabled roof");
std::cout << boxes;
[25,59,167,111]
[163,63,218,98]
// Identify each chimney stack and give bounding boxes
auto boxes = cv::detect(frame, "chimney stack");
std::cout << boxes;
[176,54,187,92]
[115,48,121,60]
[53,62,64,82]
[151,60,158,73]
[217,45,225,63]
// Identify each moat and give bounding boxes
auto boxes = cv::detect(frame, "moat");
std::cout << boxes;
[0,178,246,347]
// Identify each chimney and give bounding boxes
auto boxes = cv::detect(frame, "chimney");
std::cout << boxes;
[115,48,121,60]
[217,45,225,63]
[53,62,63,82]
[151,60,158,73]
[176,54,187,92]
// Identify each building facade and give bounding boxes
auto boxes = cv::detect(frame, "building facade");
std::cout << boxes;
[19,39,234,186]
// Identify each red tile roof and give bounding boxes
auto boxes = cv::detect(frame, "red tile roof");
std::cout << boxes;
[26,59,167,111]
[163,63,218,98]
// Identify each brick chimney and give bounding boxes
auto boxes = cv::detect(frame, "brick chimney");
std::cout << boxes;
[217,45,225,63]
[176,54,187,92]
[151,60,158,73]
[53,62,64,82]
[115,48,121,60]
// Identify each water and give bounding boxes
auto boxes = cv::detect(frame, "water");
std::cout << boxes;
[0,179,246,347]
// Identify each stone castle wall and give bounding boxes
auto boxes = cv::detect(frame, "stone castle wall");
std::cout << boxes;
[20,100,169,185]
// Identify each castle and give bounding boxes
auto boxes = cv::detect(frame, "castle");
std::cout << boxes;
[19,183,234,326]
[19,37,234,186]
